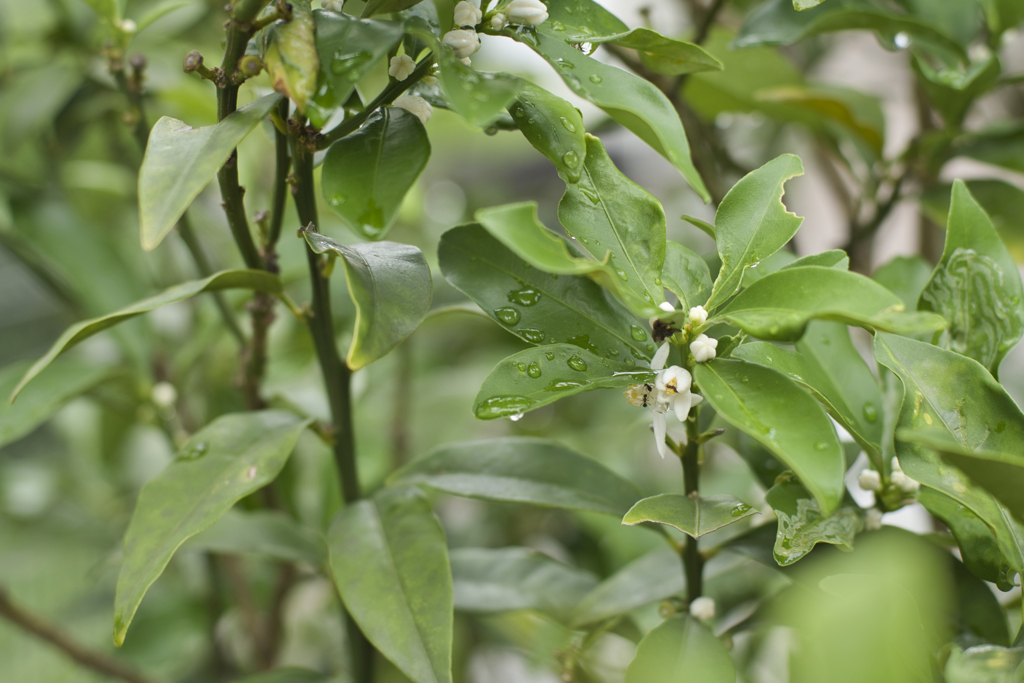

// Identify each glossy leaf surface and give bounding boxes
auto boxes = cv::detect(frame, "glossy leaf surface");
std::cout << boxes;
[765,478,862,566]
[662,242,712,310]
[114,411,310,646]
[263,0,318,113]
[622,493,757,538]
[362,0,424,17]
[591,28,723,75]
[694,359,846,515]
[435,41,519,128]
[391,437,640,516]
[305,232,432,370]
[328,486,452,683]
[625,616,735,683]
[11,269,282,402]
[321,108,430,240]
[138,94,281,250]
[507,82,586,182]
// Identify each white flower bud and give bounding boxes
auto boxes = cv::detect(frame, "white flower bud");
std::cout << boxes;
[321,0,343,11]
[388,54,416,81]
[857,469,881,492]
[507,0,548,26]
[152,382,177,408]
[422,74,437,85]
[689,334,718,363]
[658,301,675,313]
[490,13,507,30]
[865,508,883,531]
[690,596,715,622]
[688,305,708,326]
[116,18,137,33]
[891,470,920,494]
[454,1,482,27]
[891,457,903,473]
[442,28,481,59]
[460,56,473,66]
[392,95,432,124]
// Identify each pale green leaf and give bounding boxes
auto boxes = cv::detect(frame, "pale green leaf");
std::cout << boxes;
[625,616,735,683]
[765,477,862,566]
[662,242,712,310]
[623,493,758,537]
[507,82,586,182]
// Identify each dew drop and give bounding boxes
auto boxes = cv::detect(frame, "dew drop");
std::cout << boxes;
[520,328,545,343]
[179,441,208,460]
[516,362,527,372]
[624,357,635,366]
[508,287,541,306]
[630,325,647,341]
[862,403,878,423]
[567,355,588,371]
[579,188,600,204]
[562,150,580,169]
[545,352,555,361]
[731,503,752,517]
[476,395,532,419]
[329,193,346,206]
[509,413,525,422]
[527,362,542,378]
[559,116,577,133]
[615,268,628,282]
[494,307,520,325]
[588,74,602,84]
[814,441,829,451]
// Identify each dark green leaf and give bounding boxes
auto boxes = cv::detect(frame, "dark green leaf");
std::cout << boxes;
[389,437,641,516]
[705,155,804,310]
[473,344,653,420]
[622,493,758,537]
[231,668,340,683]
[11,270,282,402]
[362,0,424,17]
[950,553,1011,645]
[872,255,933,308]
[913,55,1000,127]
[138,94,282,250]
[765,477,862,566]
[507,30,709,201]
[304,232,432,370]
[184,509,325,566]
[321,108,430,240]
[450,547,597,622]
[662,242,712,310]
[571,548,684,628]
[591,29,723,76]
[507,82,586,182]
[919,180,1024,375]
[113,411,311,646]
[625,616,735,683]
[438,223,653,359]
[694,359,846,514]
[328,486,452,683]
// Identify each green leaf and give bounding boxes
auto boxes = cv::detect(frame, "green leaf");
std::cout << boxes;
[945,646,1024,683]
[362,0,424,17]
[784,249,849,270]
[507,30,709,201]
[0,358,115,449]
[231,669,340,683]
[507,82,586,183]
[544,0,629,40]
[438,223,653,359]
[449,547,597,622]
[82,0,119,21]
[138,94,282,250]
[113,411,311,646]
[950,552,1011,645]
[681,214,716,240]
[919,180,1024,376]
[389,437,641,516]
[432,37,519,128]
[135,0,193,33]
[920,180,1024,260]
[622,493,758,537]
[715,266,947,340]
[980,0,1024,36]
[304,232,432,370]
[913,55,1000,127]
[321,108,430,240]
[11,270,282,402]
[308,11,404,129]
[873,332,1024,580]
[571,548,683,628]
[872,255,933,308]
[588,28,723,76]
[765,477,862,566]
[263,0,319,113]
[734,322,883,457]
[705,155,804,310]
[558,135,667,310]
[955,124,1024,175]
[694,359,846,515]
[473,345,653,420]
[662,242,712,310]
[625,616,735,683]
[184,509,325,566]
[328,486,452,683]
[754,85,886,156]
[795,0,828,9]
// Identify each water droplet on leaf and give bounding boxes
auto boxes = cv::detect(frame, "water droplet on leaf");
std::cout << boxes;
[567,355,588,371]
[494,307,520,325]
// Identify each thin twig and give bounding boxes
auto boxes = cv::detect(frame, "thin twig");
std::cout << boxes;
[694,0,728,46]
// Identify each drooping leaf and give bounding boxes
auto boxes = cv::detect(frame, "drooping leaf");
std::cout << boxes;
[0,358,116,449]
[113,411,311,646]
[558,135,667,311]
[11,270,282,402]
[138,94,282,250]
[308,11,404,128]
[438,223,653,359]
[623,494,758,538]
[734,321,884,457]
[765,477,863,566]
[389,437,641,516]
[328,486,452,683]
[625,616,735,683]
[571,548,684,628]
[507,30,709,201]
[662,242,713,310]
[263,0,318,112]
[705,155,804,310]
[872,255,933,308]
[592,29,723,76]
[715,266,947,340]
[694,359,846,515]
[321,108,430,240]
[473,345,653,420]
[184,509,325,566]
[304,232,432,370]
[507,82,587,182]
[919,180,1024,376]
[450,547,597,622]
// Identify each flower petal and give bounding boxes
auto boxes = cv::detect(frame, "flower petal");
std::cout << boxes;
[653,411,667,458]
[651,343,671,371]
[674,393,692,422]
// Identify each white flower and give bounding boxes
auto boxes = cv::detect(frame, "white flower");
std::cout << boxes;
[152,382,177,408]
[688,305,708,326]
[865,508,883,531]
[321,0,343,11]
[388,54,416,81]
[460,56,473,66]
[454,1,482,27]
[507,0,548,26]
[690,596,715,621]
[625,343,703,458]
[857,469,881,492]
[115,18,137,33]
[392,95,432,124]
[422,74,437,85]
[490,13,507,30]
[890,457,919,494]
[690,334,717,363]
[649,301,676,328]
[442,28,481,59]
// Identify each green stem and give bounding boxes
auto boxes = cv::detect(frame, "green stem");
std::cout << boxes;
[177,213,246,344]
[268,99,292,247]
[680,417,703,602]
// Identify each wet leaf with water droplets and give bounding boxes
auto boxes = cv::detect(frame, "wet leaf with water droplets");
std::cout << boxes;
[764,478,862,566]
[507,82,587,182]
[622,493,758,538]
[263,0,319,113]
